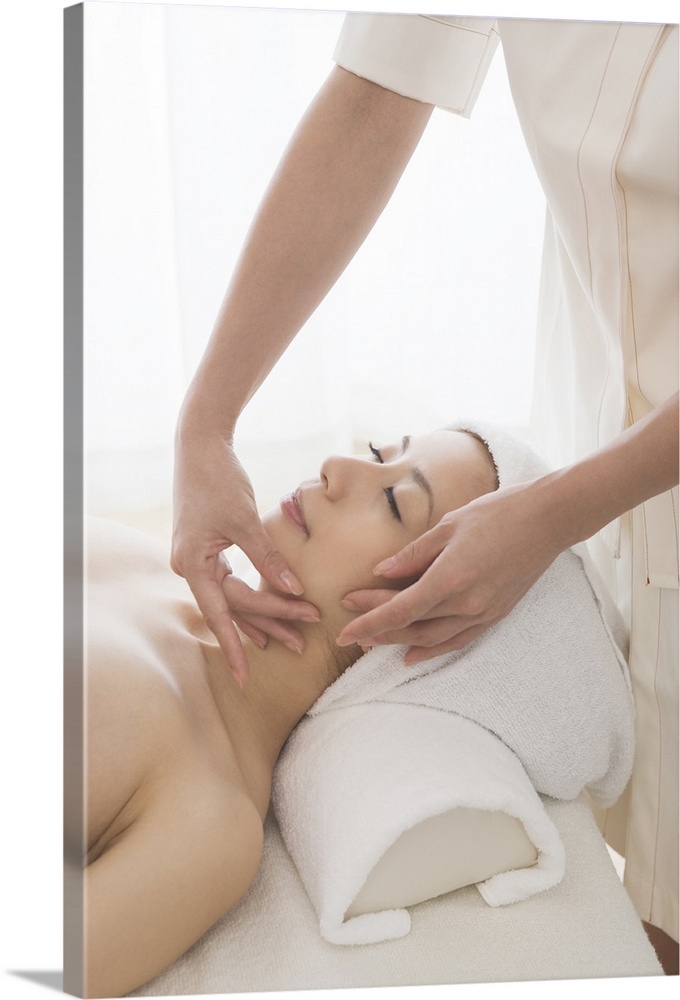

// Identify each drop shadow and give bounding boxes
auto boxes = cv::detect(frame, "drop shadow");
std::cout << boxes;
[10,971,63,993]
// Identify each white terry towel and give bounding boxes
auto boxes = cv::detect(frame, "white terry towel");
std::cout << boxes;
[274,704,566,944]
[272,421,635,945]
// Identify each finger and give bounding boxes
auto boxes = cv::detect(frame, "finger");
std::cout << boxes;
[205,609,251,687]
[340,588,400,613]
[356,615,474,649]
[342,588,455,622]
[237,523,305,597]
[223,576,320,622]
[189,573,251,686]
[372,522,448,579]
[403,622,492,665]
[234,614,305,655]
[336,580,442,647]
[230,615,269,650]
[171,537,233,580]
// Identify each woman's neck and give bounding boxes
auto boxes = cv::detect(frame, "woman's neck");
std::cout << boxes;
[200,617,358,784]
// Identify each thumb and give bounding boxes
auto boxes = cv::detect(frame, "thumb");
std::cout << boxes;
[341,588,400,613]
[373,524,446,580]
[240,523,304,596]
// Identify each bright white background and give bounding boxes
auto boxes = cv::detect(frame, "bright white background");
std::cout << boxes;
[2,2,678,1000]
[83,1,545,536]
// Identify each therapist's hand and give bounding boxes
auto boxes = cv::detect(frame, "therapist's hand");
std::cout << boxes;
[172,428,320,685]
[337,481,566,664]
[338,394,680,663]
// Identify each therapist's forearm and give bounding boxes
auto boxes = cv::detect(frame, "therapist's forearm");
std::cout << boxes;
[535,392,679,551]
[181,66,434,433]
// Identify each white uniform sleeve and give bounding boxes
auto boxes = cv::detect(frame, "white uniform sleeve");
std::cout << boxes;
[333,13,500,117]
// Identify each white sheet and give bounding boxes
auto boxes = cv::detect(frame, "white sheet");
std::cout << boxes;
[130,796,661,996]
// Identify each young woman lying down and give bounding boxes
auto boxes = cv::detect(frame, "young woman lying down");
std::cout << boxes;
[82,429,498,997]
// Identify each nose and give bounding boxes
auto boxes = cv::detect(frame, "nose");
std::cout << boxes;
[320,454,367,501]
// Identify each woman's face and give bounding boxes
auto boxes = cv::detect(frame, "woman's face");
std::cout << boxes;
[262,430,497,622]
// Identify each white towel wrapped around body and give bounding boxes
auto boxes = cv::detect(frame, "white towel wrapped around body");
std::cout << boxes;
[272,421,635,945]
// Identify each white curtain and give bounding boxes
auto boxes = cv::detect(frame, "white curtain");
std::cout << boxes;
[84,2,545,525]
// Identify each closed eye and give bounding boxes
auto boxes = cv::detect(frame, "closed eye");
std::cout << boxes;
[368,442,401,522]
[384,486,401,522]
[368,441,383,464]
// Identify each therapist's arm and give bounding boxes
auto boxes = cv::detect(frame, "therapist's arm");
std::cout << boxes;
[338,392,679,662]
[173,66,434,682]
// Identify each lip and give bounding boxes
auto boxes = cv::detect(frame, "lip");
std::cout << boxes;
[280,487,309,535]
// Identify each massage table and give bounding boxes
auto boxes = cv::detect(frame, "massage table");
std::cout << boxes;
[130,796,661,996]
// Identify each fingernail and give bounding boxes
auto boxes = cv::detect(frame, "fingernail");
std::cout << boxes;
[340,598,359,611]
[336,634,356,648]
[285,638,304,655]
[374,557,396,575]
[280,571,304,596]
[301,612,321,623]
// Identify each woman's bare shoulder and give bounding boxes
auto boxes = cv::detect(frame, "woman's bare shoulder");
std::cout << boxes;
[84,516,219,852]
[86,516,175,582]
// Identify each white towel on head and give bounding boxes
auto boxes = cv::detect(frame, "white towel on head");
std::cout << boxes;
[272,420,635,945]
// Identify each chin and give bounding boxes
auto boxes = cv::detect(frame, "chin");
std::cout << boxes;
[261,507,279,529]
[261,507,292,551]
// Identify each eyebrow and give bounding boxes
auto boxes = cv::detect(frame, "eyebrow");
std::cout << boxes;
[401,435,435,523]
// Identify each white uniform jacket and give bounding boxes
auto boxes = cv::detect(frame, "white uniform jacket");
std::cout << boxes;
[334,13,679,588]
[333,13,679,942]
